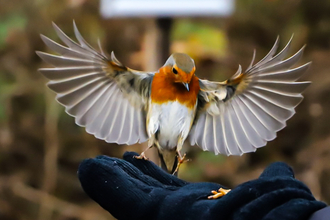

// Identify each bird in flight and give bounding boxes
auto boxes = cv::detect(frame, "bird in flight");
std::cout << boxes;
[37,22,310,176]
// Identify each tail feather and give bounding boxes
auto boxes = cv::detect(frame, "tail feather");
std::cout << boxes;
[157,148,178,175]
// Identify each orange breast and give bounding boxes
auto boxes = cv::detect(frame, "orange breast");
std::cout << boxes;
[151,70,200,109]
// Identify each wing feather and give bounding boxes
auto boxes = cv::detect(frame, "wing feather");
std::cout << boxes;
[258,46,305,73]
[214,116,225,154]
[36,51,103,67]
[73,21,100,55]
[227,102,255,153]
[95,87,121,139]
[52,22,102,59]
[107,97,127,142]
[212,116,220,154]
[40,34,90,59]
[136,109,148,143]
[66,80,111,117]
[120,105,134,144]
[74,82,113,125]
[203,114,214,153]
[86,84,117,134]
[222,105,241,155]
[238,95,276,140]
[232,98,266,148]
[257,62,310,82]
[219,113,230,155]
[243,93,286,130]
[38,22,152,145]
[190,37,310,155]
[249,88,303,109]
[251,37,279,69]
[247,90,295,119]
[48,74,105,94]
[39,66,104,81]
[191,113,207,150]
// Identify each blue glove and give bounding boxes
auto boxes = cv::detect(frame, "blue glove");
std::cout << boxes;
[78,152,327,220]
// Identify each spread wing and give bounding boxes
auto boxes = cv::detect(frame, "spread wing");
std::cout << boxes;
[37,22,153,145]
[189,37,311,155]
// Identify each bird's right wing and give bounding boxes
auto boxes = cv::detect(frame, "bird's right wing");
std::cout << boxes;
[37,22,153,145]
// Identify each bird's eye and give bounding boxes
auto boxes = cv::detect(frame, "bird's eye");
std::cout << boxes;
[172,68,178,74]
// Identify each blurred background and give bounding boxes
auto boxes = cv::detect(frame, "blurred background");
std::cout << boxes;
[0,0,330,219]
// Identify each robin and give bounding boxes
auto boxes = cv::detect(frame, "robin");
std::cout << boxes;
[37,22,310,188]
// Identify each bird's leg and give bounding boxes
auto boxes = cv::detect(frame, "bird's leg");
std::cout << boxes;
[134,140,153,160]
[208,188,231,199]
[172,150,190,175]
[134,146,151,160]
[172,138,190,175]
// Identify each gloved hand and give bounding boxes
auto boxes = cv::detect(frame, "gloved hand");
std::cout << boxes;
[78,152,327,220]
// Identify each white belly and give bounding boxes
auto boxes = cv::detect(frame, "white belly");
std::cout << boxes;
[147,101,195,150]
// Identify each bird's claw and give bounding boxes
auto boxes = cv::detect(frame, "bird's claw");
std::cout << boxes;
[208,188,231,199]
[172,153,190,175]
[134,152,149,160]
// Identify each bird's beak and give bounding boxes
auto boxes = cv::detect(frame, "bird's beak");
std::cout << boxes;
[183,83,189,91]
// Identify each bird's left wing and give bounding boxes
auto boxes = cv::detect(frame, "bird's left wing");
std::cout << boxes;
[189,37,311,155]
[37,22,153,145]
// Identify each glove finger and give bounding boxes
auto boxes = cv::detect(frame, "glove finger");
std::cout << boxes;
[234,188,320,220]
[123,151,187,187]
[78,157,171,219]
[257,162,312,194]
[209,162,322,219]
[264,199,327,220]
[87,155,176,188]
[259,162,295,179]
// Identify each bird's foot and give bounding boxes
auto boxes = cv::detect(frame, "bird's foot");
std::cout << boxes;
[133,152,149,160]
[208,188,231,199]
[172,153,190,175]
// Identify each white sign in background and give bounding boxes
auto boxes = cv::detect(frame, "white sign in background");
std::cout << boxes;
[100,0,235,18]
